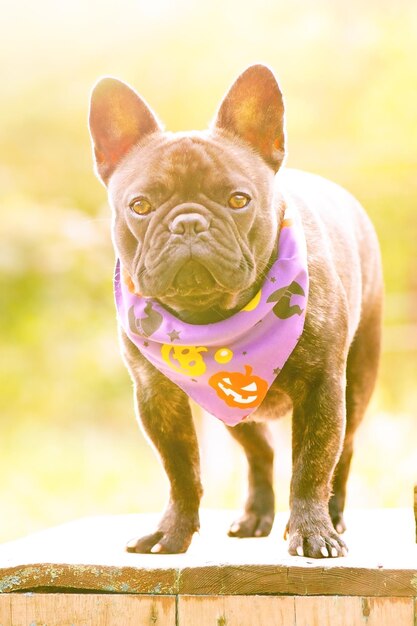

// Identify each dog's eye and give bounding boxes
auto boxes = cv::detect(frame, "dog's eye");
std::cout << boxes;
[129,197,153,216]
[228,193,251,209]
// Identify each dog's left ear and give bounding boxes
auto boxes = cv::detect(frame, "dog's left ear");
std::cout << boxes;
[213,64,285,172]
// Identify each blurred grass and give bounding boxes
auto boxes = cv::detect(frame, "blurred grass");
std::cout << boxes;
[0,0,416,541]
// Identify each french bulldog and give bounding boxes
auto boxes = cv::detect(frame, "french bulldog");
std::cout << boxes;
[88,64,383,558]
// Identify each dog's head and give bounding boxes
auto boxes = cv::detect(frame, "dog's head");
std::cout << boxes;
[89,65,286,322]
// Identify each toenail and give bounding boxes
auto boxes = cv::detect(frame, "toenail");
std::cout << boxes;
[151,543,162,553]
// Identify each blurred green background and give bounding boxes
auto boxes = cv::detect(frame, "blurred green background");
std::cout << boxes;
[0,0,416,542]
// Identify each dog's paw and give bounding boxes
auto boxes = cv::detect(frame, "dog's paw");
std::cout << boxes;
[328,495,347,534]
[126,527,195,554]
[288,527,348,558]
[126,531,165,554]
[228,511,274,538]
[329,511,347,535]
[126,509,199,554]
[286,500,348,558]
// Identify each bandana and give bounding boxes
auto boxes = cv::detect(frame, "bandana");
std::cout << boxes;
[114,206,308,427]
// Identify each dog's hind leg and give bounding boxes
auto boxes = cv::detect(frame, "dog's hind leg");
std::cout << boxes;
[329,300,382,533]
[226,421,275,537]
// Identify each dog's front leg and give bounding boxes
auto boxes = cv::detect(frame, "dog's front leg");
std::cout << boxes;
[122,335,203,554]
[287,377,348,558]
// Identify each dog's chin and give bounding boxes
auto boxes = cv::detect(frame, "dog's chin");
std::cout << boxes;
[154,259,242,323]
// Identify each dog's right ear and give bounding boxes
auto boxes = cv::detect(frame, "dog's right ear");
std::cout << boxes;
[89,78,161,185]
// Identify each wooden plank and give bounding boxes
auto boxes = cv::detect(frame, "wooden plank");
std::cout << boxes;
[178,595,295,626]
[0,563,178,595]
[0,509,415,595]
[0,593,175,626]
[0,595,413,626]
[1,562,416,597]
[178,596,415,626]
[0,594,11,624]
[179,564,417,597]
[295,596,414,626]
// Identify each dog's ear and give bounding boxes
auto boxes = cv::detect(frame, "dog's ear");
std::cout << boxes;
[213,65,285,172]
[89,78,161,184]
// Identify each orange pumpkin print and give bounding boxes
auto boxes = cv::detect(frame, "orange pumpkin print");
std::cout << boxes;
[209,365,268,409]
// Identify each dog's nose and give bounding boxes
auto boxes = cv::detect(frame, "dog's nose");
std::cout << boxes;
[169,213,210,236]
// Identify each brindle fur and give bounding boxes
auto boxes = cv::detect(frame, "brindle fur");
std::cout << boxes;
[89,65,383,558]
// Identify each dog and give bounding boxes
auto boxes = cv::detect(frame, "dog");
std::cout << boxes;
[88,64,383,558]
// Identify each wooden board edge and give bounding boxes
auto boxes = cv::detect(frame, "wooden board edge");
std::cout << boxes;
[0,563,180,594]
[1,561,416,597]
[178,564,417,597]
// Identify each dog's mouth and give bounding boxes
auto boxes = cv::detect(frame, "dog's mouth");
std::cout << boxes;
[163,259,219,305]
[171,259,216,294]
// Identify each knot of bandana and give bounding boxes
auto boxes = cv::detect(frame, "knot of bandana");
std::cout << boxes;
[114,207,309,426]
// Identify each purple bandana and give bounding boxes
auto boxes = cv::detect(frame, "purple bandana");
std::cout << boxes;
[114,208,309,427]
